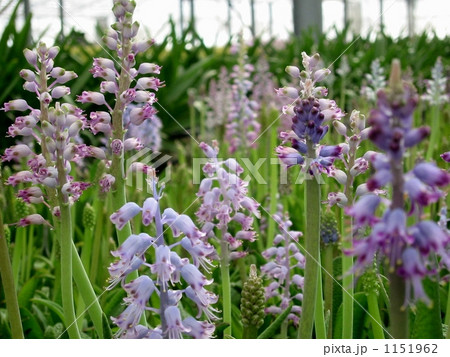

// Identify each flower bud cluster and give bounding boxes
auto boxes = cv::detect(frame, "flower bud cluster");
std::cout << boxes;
[326,110,373,207]
[123,103,162,152]
[276,52,344,176]
[108,172,217,338]
[196,141,261,259]
[224,39,261,154]
[79,0,163,145]
[361,59,386,103]
[422,57,449,106]
[262,210,304,326]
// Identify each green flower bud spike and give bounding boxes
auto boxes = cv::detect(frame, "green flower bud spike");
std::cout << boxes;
[82,203,96,229]
[241,264,265,339]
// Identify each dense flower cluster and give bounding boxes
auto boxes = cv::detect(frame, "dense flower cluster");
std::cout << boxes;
[346,63,450,306]
[276,52,344,176]
[422,57,449,105]
[224,41,261,154]
[361,59,387,103]
[1,43,97,225]
[78,0,163,184]
[262,209,304,326]
[196,141,260,259]
[108,171,217,338]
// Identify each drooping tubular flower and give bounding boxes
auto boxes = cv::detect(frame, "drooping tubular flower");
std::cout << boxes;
[276,52,344,177]
[107,169,217,339]
[346,60,450,307]
[2,43,97,224]
[262,209,304,326]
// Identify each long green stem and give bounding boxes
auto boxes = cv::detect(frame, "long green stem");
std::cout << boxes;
[425,105,440,161]
[59,203,80,339]
[12,227,25,287]
[314,255,326,339]
[72,242,103,338]
[367,292,385,339]
[220,230,232,337]
[298,141,321,339]
[389,150,408,338]
[323,244,334,338]
[0,211,24,338]
[266,124,279,249]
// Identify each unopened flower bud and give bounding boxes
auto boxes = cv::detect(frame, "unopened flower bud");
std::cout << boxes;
[23,49,37,66]
[240,265,265,332]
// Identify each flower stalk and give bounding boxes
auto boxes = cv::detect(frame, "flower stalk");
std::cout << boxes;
[0,177,24,338]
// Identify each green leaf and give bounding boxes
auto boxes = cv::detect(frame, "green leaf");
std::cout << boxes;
[31,298,65,325]
[18,277,39,310]
[102,313,113,339]
[257,302,293,339]
[20,307,44,338]
[411,278,444,339]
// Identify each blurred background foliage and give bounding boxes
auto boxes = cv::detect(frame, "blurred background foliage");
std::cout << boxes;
[1,0,449,153]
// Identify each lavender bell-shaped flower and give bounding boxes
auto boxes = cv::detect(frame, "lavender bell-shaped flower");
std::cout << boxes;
[107,169,217,338]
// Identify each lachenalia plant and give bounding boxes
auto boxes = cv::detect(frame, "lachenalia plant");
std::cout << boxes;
[275,52,344,338]
[107,168,217,338]
[345,60,450,338]
[2,43,104,338]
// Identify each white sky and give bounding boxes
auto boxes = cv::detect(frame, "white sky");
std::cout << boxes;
[0,0,449,46]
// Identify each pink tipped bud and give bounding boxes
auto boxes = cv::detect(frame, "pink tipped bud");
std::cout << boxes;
[19,69,36,82]
[47,46,60,59]
[333,120,347,136]
[138,63,161,74]
[103,35,118,51]
[51,86,70,99]
[2,99,29,112]
[16,214,52,228]
[23,48,37,66]
[275,86,298,99]
[285,66,300,78]
[313,68,330,82]
[77,91,107,106]
[132,39,155,54]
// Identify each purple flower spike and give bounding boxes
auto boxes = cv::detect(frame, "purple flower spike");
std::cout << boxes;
[110,202,142,230]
